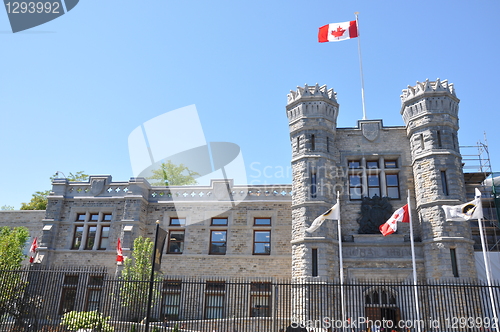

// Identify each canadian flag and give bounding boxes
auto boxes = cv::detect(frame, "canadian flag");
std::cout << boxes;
[318,20,358,43]
[116,238,124,263]
[379,204,410,236]
[29,237,38,263]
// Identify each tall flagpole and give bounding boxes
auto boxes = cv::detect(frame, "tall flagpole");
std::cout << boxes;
[407,190,421,332]
[354,12,367,120]
[477,190,499,332]
[144,220,160,332]
[337,191,346,332]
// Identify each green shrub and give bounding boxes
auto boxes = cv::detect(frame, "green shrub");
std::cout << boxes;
[61,311,114,332]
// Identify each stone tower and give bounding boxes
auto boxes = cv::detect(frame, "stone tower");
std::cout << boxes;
[401,79,477,279]
[287,84,340,282]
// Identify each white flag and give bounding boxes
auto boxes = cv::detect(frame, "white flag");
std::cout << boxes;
[442,188,483,221]
[306,203,340,233]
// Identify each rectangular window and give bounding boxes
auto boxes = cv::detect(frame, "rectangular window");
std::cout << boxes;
[348,160,361,169]
[367,161,378,169]
[72,226,84,249]
[253,231,271,255]
[437,130,442,148]
[420,133,425,150]
[205,282,225,319]
[310,134,315,151]
[250,282,272,317]
[162,280,182,320]
[441,171,449,195]
[59,275,79,315]
[326,137,329,152]
[450,248,459,277]
[85,226,97,250]
[384,160,397,168]
[254,218,271,226]
[72,212,112,251]
[386,174,400,199]
[167,230,185,254]
[85,276,103,311]
[211,218,228,226]
[210,231,227,255]
[349,175,362,200]
[170,218,186,226]
[310,172,317,198]
[312,248,318,277]
[296,137,300,153]
[368,174,381,198]
[99,226,110,250]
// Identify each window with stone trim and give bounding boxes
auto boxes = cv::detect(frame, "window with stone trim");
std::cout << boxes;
[71,212,112,250]
[368,174,381,198]
[253,230,271,255]
[204,281,225,319]
[162,280,182,320]
[441,171,449,196]
[254,218,271,226]
[167,230,184,254]
[250,282,272,317]
[209,230,227,255]
[211,218,228,226]
[170,218,186,226]
[385,174,400,200]
[59,275,79,315]
[85,276,104,311]
[349,174,363,200]
[348,157,401,200]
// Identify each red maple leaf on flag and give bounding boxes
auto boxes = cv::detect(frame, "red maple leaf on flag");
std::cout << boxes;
[331,26,346,38]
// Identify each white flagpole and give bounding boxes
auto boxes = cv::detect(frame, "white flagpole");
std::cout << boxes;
[407,190,421,332]
[354,12,367,120]
[337,191,346,332]
[477,194,499,332]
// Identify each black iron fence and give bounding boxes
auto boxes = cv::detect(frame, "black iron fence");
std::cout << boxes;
[0,267,499,332]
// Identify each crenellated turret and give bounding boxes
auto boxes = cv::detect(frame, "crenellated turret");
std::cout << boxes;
[287,83,340,285]
[402,79,476,280]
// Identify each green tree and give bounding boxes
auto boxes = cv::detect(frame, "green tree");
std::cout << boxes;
[0,227,30,325]
[119,237,161,322]
[148,161,199,186]
[0,226,29,270]
[0,205,14,211]
[20,171,89,210]
[20,191,50,210]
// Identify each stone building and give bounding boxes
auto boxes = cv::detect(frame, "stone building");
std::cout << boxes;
[3,78,492,282]
[1,79,498,326]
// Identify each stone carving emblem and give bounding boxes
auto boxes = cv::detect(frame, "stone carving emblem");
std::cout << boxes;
[357,195,393,234]
[90,179,106,196]
[362,122,380,141]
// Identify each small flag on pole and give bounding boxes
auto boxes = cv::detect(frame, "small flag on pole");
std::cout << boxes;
[442,188,483,221]
[29,237,38,263]
[380,204,409,236]
[318,20,358,43]
[116,238,123,263]
[306,203,340,233]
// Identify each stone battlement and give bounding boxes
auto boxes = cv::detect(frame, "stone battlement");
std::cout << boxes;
[400,78,457,105]
[287,83,337,105]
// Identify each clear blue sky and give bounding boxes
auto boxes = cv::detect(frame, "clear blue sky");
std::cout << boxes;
[1,0,499,209]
